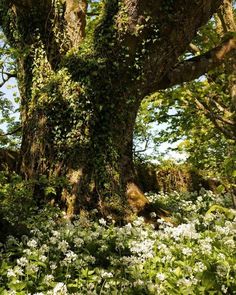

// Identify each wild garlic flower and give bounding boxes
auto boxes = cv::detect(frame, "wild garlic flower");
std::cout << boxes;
[17,257,28,267]
[74,237,84,247]
[26,264,39,274]
[39,255,47,262]
[99,218,106,226]
[43,274,54,285]
[101,270,113,278]
[7,268,16,278]
[14,266,24,276]
[40,244,49,253]
[182,247,193,256]
[166,223,199,241]
[156,273,166,281]
[64,250,78,263]
[27,239,38,248]
[53,282,68,294]
[221,285,228,294]
[50,263,57,270]
[193,262,206,273]
[58,240,69,253]
[50,236,58,244]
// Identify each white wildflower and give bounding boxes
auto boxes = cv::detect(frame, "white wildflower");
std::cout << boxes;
[224,239,235,249]
[217,264,229,277]
[150,212,156,218]
[64,250,78,263]
[177,278,193,287]
[193,262,206,273]
[182,248,193,256]
[27,239,38,248]
[39,255,47,262]
[53,282,68,294]
[44,274,54,285]
[218,253,226,260]
[130,239,154,259]
[17,257,28,267]
[58,240,69,253]
[50,263,57,270]
[133,279,144,287]
[204,213,214,222]
[40,244,49,253]
[23,249,32,255]
[166,223,199,241]
[7,268,16,278]
[133,217,145,227]
[99,218,106,226]
[74,237,84,247]
[26,264,39,274]
[50,236,58,244]
[101,270,113,278]
[14,266,24,276]
[221,285,228,294]
[215,226,230,235]
[161,254,173,263]
[156,273,166,281]
[200,242,212,255]
[52,230,60,238]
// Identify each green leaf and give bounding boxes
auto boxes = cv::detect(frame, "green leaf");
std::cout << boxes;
[216,185,225,194]
[8,281,27,291]
[45,186,57,196]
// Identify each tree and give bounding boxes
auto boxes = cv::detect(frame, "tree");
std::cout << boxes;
[0,0,235,219]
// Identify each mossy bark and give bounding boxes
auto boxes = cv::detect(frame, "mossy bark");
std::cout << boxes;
[13,35,143,218]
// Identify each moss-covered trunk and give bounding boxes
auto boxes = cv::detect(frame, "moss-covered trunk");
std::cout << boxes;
[16,40,142,218]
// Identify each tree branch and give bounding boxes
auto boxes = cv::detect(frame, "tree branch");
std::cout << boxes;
[1,0,87,69]
[157,36,236,90]
[194,97,236,140]
[113,0,224,97]
[0,70,16,87]
[0,126,22,137]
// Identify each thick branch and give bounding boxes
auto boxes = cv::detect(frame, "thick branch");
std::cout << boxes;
[1,0,87,68]
[113,0,224,97]
[157,36,236,90]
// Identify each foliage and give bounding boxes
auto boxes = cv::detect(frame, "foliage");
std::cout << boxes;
[0,190,235,294]
[0,172,36,225]
[134,14,236,181]
[0,172,69,229]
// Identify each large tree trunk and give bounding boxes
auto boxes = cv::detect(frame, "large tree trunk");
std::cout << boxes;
[18,51,141,218]
[0,0,226,219]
